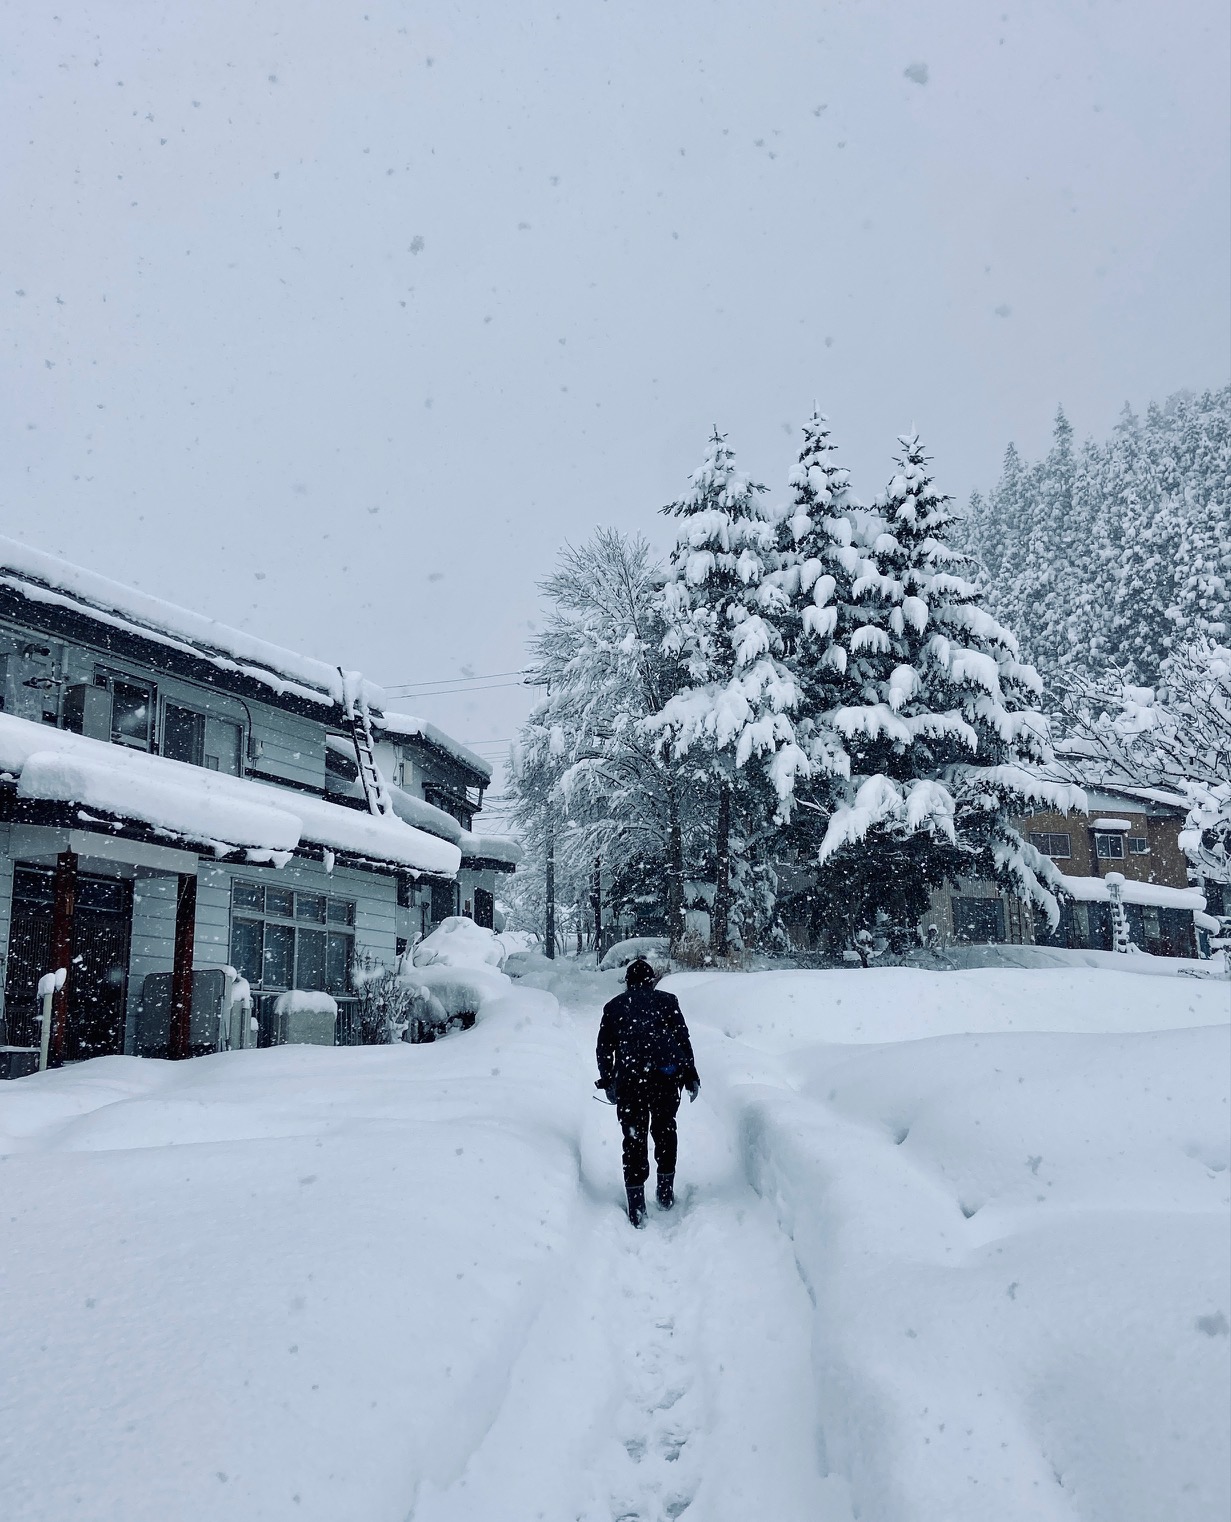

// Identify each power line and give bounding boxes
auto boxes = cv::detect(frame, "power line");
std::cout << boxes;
[384,679,529,700]
[383,667,530,694]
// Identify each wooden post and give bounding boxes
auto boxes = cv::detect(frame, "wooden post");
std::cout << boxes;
[48,850,77,1068]
[169,873,198,1059]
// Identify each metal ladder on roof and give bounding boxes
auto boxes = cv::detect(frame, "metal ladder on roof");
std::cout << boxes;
[339,670,394,819]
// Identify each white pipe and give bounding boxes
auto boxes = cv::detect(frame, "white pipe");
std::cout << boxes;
[36,968,67,1072]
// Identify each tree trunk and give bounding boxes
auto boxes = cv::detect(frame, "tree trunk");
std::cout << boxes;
[713,781,731,956]
[665,782,686,950]
[545,814,556,960]
[591,855,603,960]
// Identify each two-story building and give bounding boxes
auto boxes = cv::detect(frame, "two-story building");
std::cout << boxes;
[923,784,1208,958]
[0,536,518,1074]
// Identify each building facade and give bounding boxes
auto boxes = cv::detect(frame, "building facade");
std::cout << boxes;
[922,786,1207,958]
[0,538,517,1074]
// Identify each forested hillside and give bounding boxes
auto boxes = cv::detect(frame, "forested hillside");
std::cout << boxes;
[962,387,1230,688]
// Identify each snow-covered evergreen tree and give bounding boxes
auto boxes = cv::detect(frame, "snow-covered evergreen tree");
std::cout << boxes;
[961,385,1231,687]
[815,431,1077,933]
[648,429,807,950]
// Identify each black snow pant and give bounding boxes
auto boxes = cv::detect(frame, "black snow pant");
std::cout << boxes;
[616,1077,681,1189]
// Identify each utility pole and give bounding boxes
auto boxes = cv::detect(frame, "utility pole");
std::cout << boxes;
[545,810,556,960]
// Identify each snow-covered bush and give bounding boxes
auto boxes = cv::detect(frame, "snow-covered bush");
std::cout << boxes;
[414,915,507,971]
[352,952,420,1044]
[396,964,512,1034]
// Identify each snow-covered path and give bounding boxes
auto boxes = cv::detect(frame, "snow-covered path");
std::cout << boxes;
[1,960,1227,1522]
[412,1002,851,1522]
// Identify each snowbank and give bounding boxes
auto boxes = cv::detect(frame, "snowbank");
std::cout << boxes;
[730,1020,1230,1522]
[414,915,507,970]
[663,963,1230,1049]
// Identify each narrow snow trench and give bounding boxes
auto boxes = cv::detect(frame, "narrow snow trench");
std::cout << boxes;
[410,1002,853,1522]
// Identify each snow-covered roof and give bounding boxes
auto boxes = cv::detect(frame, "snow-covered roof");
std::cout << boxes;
[458,831,523,867]
[0,535,384,712]
[1058,872,1205,912]
[392,786,463,844]
[374,712,493,782]
[325,735,518,864]
[0,714,459,875]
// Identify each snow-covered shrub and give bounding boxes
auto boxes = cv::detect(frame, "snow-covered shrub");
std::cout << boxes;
[352,953,419,1044]
[396,964,512,1034]
[414,915,507,971]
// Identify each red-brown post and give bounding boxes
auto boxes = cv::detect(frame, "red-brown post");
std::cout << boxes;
[168,873,198,1060]
[48,849,78,1067]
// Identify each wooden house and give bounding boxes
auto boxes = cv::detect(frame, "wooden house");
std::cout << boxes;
[0,537,518,1074]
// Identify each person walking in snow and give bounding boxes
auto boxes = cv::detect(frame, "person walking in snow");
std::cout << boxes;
[596,957,700,1228]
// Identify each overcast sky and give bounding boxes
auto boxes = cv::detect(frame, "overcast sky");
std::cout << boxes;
[3,0,1228,816]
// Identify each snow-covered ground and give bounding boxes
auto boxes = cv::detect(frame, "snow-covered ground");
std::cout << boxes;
[1,962,1227,1522]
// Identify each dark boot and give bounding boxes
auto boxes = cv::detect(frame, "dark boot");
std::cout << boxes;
[626,1184,647,1229]
[656,1172,675,1210]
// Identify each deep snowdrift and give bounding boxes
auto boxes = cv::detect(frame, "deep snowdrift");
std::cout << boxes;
[0,965,1226,1522]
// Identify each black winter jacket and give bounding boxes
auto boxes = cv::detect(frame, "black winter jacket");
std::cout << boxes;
[596,987,699,1093]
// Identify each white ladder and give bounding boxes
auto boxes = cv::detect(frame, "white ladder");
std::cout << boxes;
[339,670,394,818]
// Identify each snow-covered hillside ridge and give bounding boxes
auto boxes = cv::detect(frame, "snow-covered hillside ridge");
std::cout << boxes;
[1,964,1226,1522]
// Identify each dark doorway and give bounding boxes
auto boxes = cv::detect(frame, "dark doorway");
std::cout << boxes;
[473,887,495,930]
[3,866,132,1059]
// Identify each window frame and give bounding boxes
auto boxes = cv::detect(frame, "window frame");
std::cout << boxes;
[1029,831,1071,860]
[96,667,156,752]
[228,879,358,1002]
[1127,836,1150,855]
[1094,832,1125,861]
[162,700,244,776]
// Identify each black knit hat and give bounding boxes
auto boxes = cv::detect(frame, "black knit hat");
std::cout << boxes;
[624,957,658,988]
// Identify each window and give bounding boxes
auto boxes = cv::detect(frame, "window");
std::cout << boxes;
[423,783,474,832]
[1128,837,1150,855]
[229,880,356,1001]
[1095,833,1124,860]
[163,704,242,775]
[97,671,154,750]
[430,879,458,923]
[953,896,1006,943]
[1029,831,1071,859]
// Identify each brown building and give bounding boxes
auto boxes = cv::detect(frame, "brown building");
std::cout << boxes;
[924,785,1208,959]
